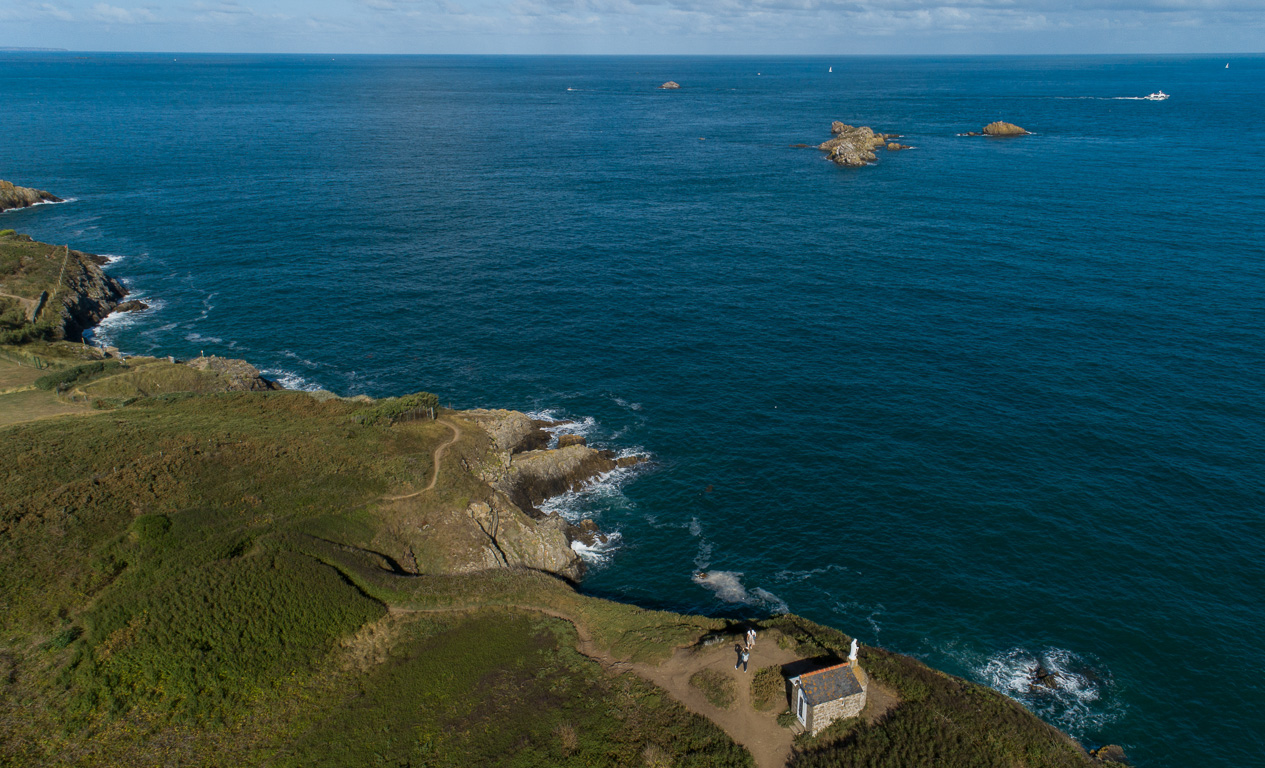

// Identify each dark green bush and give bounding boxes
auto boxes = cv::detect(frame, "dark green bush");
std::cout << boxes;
[353,391,440,426]
[34,360,124,390]
[131,514,171,542]
[751,665,785,710]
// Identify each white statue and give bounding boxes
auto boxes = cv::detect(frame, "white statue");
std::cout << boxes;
[849,638,859,663]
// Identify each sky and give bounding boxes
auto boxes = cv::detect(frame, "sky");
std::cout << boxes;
[0,0,1262,55]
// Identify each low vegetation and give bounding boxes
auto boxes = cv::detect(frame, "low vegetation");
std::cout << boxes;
[759,616,1092,768]
[689,668,737,709]
[0,317,1105,768]
[751,664,786,711]
[0,363,742,767]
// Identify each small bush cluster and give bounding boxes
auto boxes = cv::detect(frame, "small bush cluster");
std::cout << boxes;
[353,391,439,426]
[750,665,785,710]
[33,360,124,391]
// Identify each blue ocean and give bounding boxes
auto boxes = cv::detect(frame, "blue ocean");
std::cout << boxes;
[3,53,1263,766]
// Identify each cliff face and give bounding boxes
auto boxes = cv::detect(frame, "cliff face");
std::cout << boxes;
[51,249,128,340]
[0,231,127,342]
[0,180,62,212]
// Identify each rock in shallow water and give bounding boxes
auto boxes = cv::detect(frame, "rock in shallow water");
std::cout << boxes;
[817,122,892,167]
[981,121,1030,136]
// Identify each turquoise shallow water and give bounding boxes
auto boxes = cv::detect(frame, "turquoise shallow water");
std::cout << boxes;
[3,53,1264,766]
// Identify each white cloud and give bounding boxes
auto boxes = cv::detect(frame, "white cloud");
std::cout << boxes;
[91,3,157,23]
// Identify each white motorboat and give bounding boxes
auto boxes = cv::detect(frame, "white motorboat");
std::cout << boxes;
[1145,91,1169,101]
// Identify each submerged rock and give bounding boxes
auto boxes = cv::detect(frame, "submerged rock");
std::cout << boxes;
[1090,744,1130,765]
[0,180,62,212]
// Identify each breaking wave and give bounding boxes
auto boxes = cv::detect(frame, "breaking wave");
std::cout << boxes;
[262,368,323,391]
[571,530,623,565]
[88,296,165,348]
[974,647,1123,737]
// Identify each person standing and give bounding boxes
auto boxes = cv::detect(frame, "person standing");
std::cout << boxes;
[747,627,757,648]
[736,647,750,672]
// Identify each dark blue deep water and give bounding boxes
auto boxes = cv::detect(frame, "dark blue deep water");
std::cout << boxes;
[3,53,1263,766]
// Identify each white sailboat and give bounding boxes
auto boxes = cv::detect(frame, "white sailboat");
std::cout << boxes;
[829,66,832,73]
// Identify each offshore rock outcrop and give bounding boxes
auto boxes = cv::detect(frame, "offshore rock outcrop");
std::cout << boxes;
[659,81,681,89]
[0,180,62,212]
[962,121,1030,137]
[818,122,900,167]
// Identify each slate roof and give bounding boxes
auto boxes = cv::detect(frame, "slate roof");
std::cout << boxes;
[798,663,862,706]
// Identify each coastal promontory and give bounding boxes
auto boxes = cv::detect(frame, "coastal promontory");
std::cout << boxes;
[0,228,1126,768]
[0,179,62,212]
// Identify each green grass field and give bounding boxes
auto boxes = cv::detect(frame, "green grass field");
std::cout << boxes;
[0,367,748,768]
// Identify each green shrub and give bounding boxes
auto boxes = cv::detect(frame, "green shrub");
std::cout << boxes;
[0,320,56,346]
[0,229,15,238]
[34,360,124,390]
[353,391,439,426]
[750,665,785,710]
[777,709,799,729]
[689,668,737,709]
[131,514,171,542]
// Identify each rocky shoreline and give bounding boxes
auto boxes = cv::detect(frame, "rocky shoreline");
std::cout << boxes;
[0,179,62,212]
[10,235,638,581]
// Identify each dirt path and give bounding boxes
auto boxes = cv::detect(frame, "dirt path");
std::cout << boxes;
[631,639,799,768]
[384,419,461,500]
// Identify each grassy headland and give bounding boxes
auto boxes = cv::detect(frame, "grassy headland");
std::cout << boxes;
[0,229,1125,767]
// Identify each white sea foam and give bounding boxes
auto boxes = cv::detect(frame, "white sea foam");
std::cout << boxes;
[0,197,76,214]
[774,564,848,583]
[571,530,623,565]
[694,539,713,570]
[185,332,224,345]
[262,368,324,392]
[973,646,1122,736]
[88,295,165,348]
[612,396,642,411]
[537,455,644,521]
[99,253,128,265]
[535,415,599,448]
[693,571,789,613]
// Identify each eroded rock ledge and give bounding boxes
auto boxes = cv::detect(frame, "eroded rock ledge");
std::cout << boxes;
[396,408,648,582]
